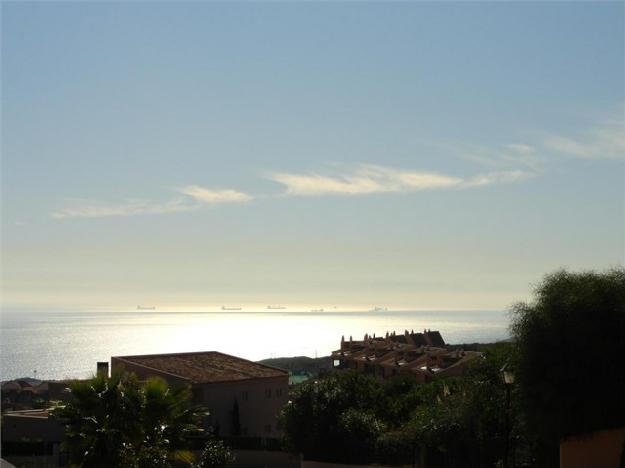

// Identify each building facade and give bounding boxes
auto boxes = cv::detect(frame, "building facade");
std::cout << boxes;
[111,351,289,438]
[332,329,481,382]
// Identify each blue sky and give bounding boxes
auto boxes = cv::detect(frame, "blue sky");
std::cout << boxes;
[2,2,624,310]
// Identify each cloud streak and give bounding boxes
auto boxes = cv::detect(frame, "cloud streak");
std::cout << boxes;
[544,115,624,160]
[53,165,529,219]
[53,186,252,219]
[51,198,196,219]
[268,164,529,197]
[177,186,252,204]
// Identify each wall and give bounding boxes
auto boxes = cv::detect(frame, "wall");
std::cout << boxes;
[231,449,299,468]
[198,375,289,438]
[560,427,625,468]
[2,412,65,442]
[301,461,394,468]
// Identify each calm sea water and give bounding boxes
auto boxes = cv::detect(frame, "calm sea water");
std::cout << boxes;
[0,309,510,381]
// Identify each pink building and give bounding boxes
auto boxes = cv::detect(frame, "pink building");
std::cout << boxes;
[332,329,481,381]
[111,351,289,438]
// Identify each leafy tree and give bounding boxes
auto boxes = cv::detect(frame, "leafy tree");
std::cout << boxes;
[379,373,424,423]
[511,268,625,447]
[378,344,524,468]
[337,408,386,463]
[281,349,523,467]
[194,438,234,468]
[54,371,207,467]
[279,370,384,463]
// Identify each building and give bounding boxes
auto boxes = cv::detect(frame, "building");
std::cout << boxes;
[111,351,289,438]
[1,409,65,467]
[332,329,481,382]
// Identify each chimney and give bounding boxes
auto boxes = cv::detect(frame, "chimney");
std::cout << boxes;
[405,330,414,346]
[97,361,109,378]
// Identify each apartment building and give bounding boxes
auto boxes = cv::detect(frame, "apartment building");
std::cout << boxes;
[111,351,289,438]
[332,329,481,382]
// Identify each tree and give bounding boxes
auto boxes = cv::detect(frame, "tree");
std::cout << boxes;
[54,371,207,467]
[377,343,530,468]
[194,438,234,468]
[279,370,385,463]
[511,269,625,456]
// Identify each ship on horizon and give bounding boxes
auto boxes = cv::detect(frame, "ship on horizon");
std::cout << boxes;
[267,305,286,310]
[222,306,242,311]
[369,306,388,312]
[137,305,156,311]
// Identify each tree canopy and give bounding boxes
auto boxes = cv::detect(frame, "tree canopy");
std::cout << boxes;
[280,268,625,467]
[280,348,520,467]
[511,268,625,441]
[279,370,386,464]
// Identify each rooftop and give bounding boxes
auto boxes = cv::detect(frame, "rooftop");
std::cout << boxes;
[112,351,288,384]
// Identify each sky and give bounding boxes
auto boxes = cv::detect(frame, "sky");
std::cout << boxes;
[2,2,624,311]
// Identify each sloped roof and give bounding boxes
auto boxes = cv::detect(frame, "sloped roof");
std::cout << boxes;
[427,331,445,347]
[113,351,288,384]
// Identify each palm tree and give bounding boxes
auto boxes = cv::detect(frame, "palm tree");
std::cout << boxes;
[54,371,207,467]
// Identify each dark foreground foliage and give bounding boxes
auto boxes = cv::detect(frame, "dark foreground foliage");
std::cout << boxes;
[53,371,231,468]
[281,268,625,468]
[280,343,521,467]
[511,267,625,465]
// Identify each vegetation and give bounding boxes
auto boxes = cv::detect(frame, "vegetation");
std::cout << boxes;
[193,438,234,468]
[279,371,385,464]
[54,372,208,467]
[280,344,519,467]
[282,268,625,467]
[511,267,625,464]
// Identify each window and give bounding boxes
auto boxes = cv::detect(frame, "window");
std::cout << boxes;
[265,388,272,398]
[241,390,248,401]
[276,388,282,397]
[264,424,272,433]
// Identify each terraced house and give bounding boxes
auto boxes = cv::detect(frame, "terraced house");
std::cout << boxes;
[332,329,481,382]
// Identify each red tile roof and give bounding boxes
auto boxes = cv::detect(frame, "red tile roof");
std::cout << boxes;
[113,351,288,384]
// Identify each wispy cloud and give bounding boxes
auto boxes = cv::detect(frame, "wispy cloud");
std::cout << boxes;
[544,115,624,160]
[268,164,529,197]
[53,186,252,219]
[177,186,252,204]
[51,198,196,219]
[463,169,529,187]
[506,143,535,155]
[461,143,543,172]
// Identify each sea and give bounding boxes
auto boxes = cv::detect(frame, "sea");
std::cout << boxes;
[0,309,510,382]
